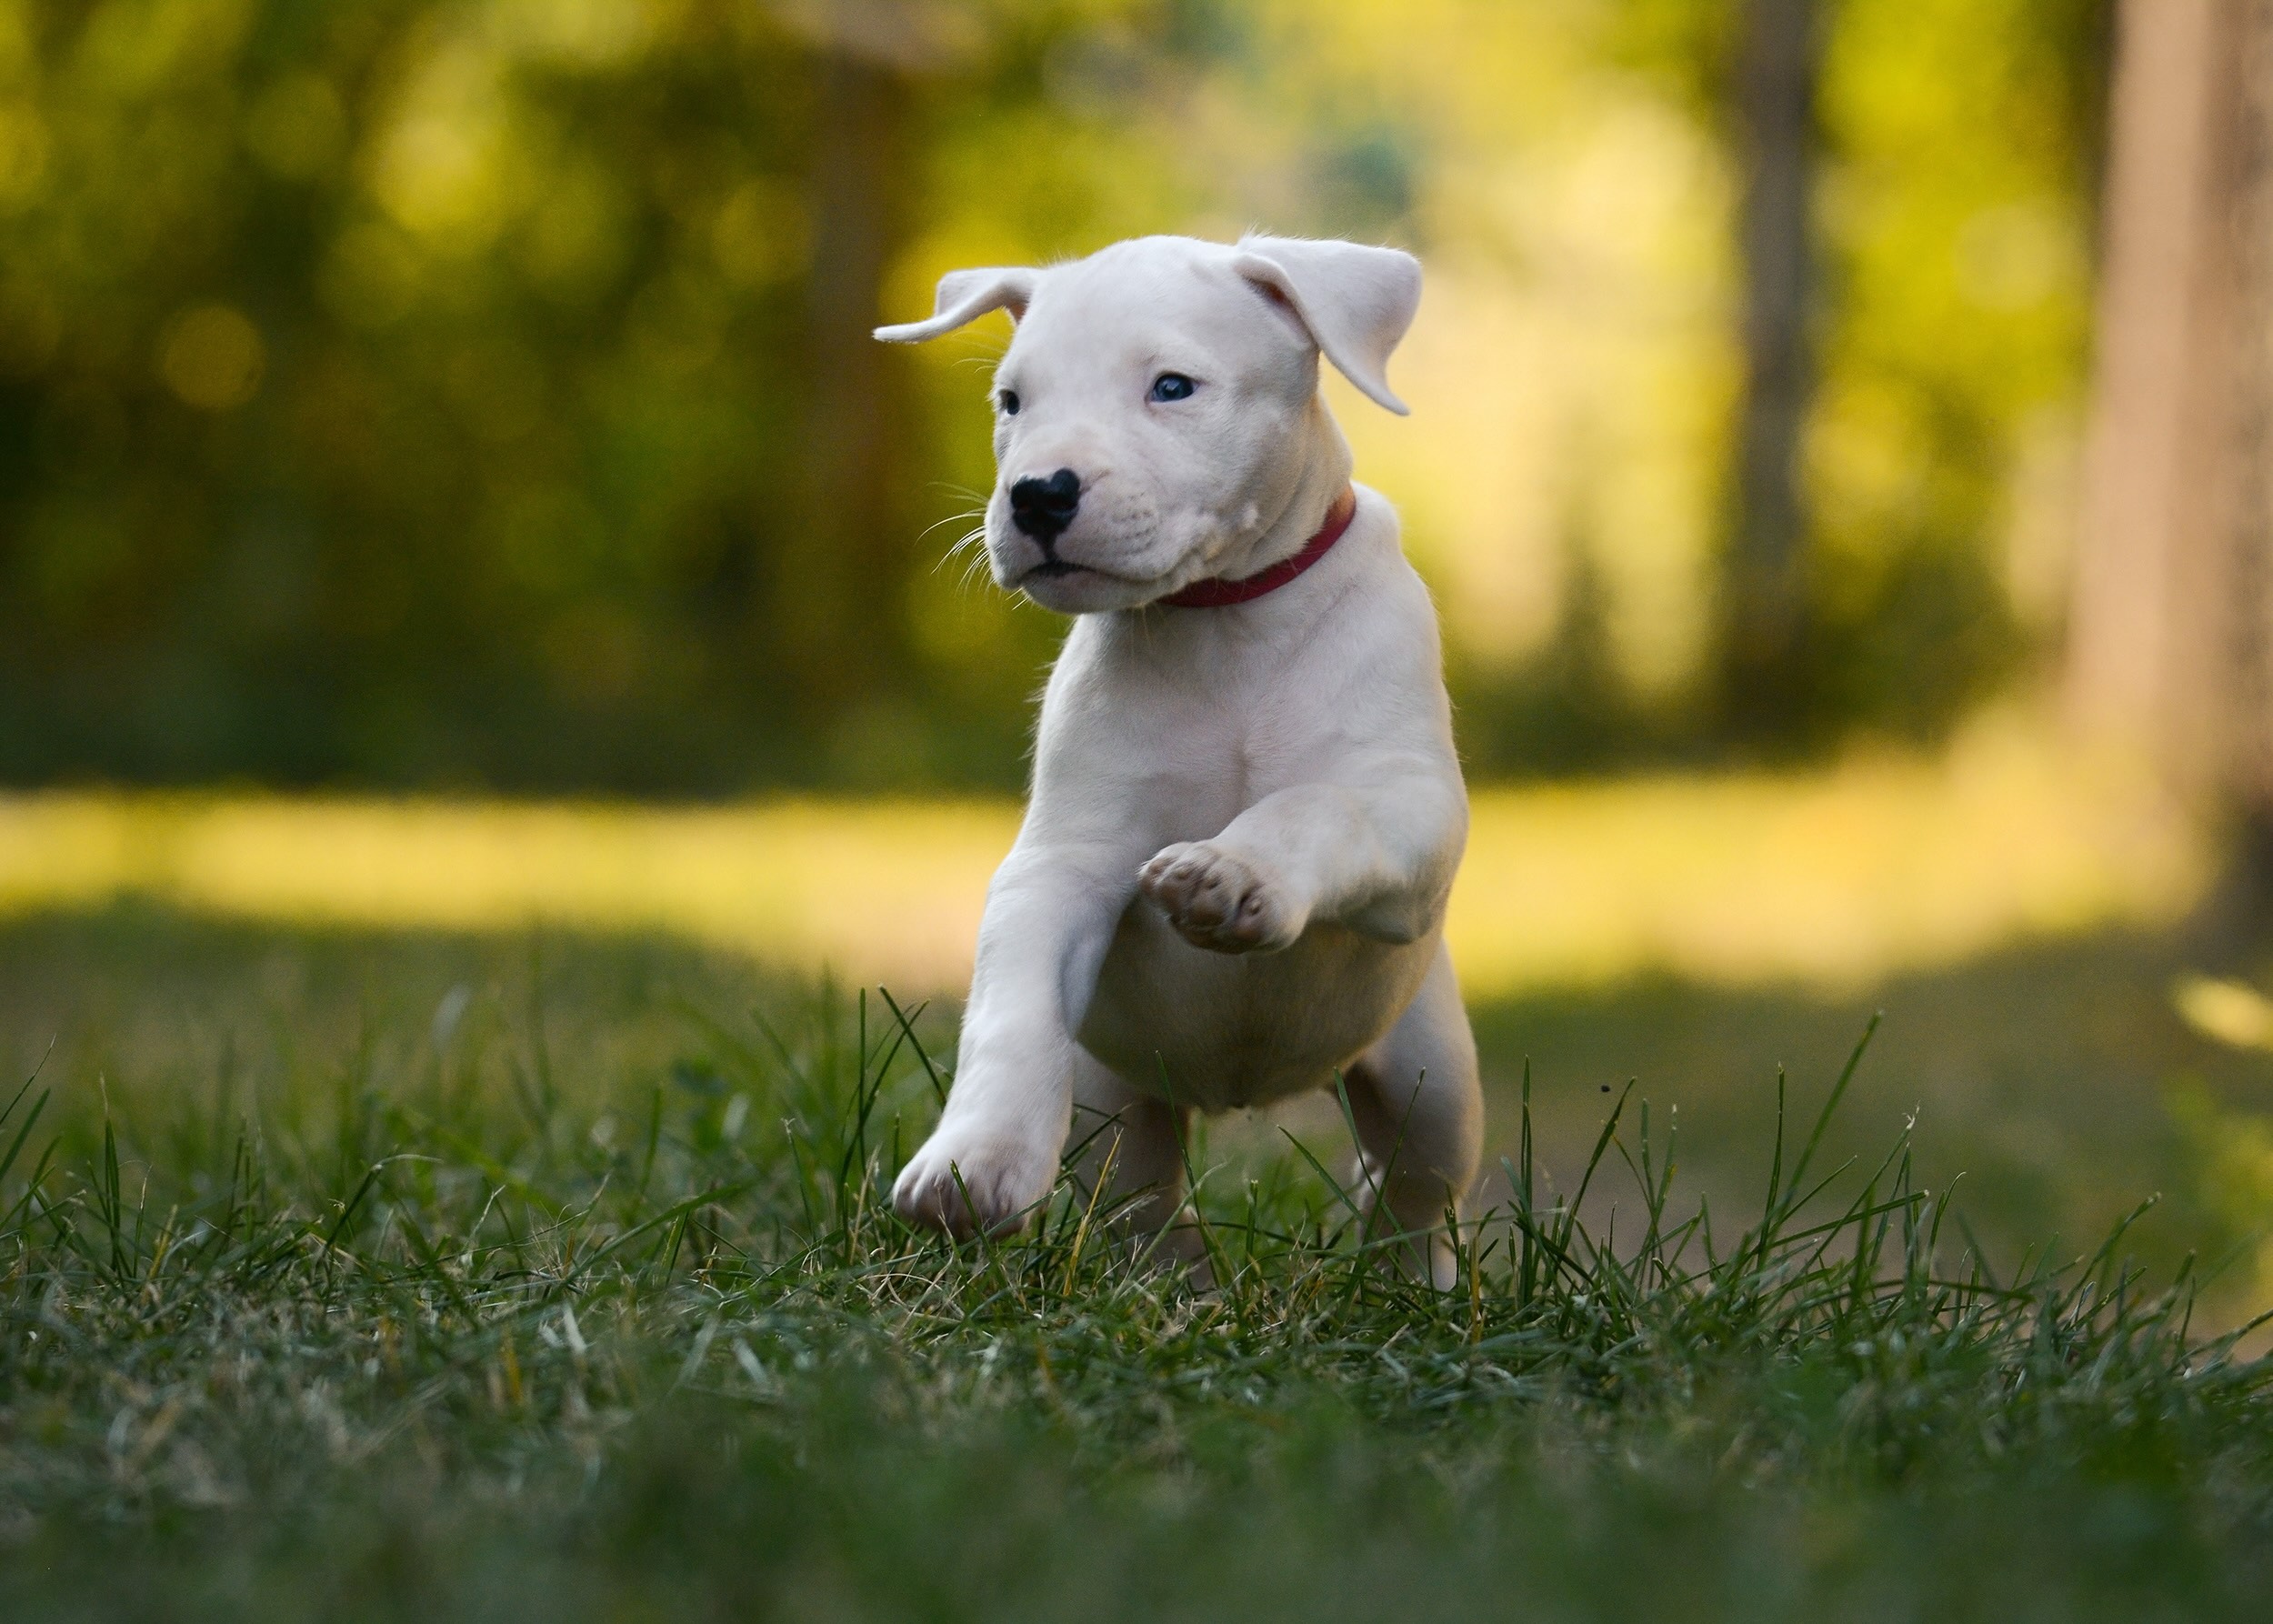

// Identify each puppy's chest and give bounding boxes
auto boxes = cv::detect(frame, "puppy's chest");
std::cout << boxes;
[1127,697,1315,831]
[1051,616,1367,828]
[1113,643,1326,762]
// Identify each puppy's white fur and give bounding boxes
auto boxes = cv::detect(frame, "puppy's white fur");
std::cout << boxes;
[876,234,1480,1285]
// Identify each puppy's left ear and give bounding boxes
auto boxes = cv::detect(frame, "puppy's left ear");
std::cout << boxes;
[1232,236,1422,415]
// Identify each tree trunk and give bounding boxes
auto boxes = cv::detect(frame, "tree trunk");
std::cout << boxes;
[2068,0,2273,933]
[2226,0,2273,892]
[1720,0,1823,743]
[780,45,916,723]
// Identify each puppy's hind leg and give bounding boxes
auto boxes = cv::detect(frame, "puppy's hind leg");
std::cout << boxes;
[1342,942,1482,1289]
[1067,1049,1202,1269]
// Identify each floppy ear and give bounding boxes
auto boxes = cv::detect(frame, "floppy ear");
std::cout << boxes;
[1231,236,1422,415]
[873,266,1038,344]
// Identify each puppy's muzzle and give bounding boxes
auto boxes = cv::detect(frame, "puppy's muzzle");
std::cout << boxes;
[1009,468,1081,548]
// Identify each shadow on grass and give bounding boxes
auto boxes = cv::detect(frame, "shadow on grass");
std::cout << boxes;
[1467,927,2273,1286]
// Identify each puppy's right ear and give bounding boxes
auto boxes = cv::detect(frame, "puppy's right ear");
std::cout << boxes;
[873,267,1037,343]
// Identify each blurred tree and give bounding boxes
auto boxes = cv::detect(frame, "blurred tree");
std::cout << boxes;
[0,0,2118,795]
[777,8,938,724]
[1721,0,1822,744]
[0,1,1026,792]
[1619,0,2105,759]
[2069,0,2273,925]
[797,43,911,714]
[1807,0,2108,747]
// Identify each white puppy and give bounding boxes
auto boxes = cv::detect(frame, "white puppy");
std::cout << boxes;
[875,233,1480,1285]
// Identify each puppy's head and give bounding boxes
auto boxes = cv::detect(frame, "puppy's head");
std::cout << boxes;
[876,234,1420,613]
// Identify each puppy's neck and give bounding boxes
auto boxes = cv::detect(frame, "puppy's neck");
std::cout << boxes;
[1206,397,1357,584]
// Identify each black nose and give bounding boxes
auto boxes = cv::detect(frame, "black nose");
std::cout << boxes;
[1009,468,1081,543]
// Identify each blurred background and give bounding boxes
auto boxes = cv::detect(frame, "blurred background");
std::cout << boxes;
[0,0,2119,789]
[10,0,2273,1306]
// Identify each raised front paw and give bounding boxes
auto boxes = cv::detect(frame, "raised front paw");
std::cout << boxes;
[1137,841,1306,954]
[891,1124,1060,1239]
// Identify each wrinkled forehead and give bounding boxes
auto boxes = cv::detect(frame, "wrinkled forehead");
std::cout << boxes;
[1005,237,1289,372]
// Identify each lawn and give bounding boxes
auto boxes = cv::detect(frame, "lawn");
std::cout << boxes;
[5,741,2273,1619]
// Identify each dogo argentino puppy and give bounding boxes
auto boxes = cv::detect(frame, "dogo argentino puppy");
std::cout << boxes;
[874,233,1480,1286]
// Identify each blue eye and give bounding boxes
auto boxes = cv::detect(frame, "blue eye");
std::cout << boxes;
[997,389,1020,416]
[1149,373,1197,402]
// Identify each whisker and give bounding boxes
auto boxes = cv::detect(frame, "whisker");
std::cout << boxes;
[932,525,994,578]
[918,506,987,543]
[955,530,997,590]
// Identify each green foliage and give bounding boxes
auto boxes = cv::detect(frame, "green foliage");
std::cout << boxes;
[0,1,2115,789]
[1604,0,2110,757]
[2,967,2271,1618]
[0,1,1073,791]
[1802,0,2111,744]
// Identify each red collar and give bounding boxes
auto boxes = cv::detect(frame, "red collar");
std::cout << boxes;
[1159,486,1357,609]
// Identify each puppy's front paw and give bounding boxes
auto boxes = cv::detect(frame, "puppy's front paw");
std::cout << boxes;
[891,1125,1059,1239]
[1138,842,1305,954]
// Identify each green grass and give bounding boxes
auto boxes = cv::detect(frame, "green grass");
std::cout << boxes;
[3,910,2273,1619]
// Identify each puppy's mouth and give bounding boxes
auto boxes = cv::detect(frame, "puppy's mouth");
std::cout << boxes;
[1020,557,1152,590]
[1013,555,1170,610]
